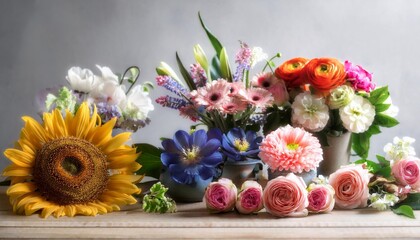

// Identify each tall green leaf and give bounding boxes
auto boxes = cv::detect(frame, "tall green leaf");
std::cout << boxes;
[176,52,196,91]
[219,47,232,81]
[134,143,163,179]
[198,12,223,57]
[210,56,222,80]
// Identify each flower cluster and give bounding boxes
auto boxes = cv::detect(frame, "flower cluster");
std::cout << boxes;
[39,65,154,132]
[155,15,287,133]
[266,57,399,159]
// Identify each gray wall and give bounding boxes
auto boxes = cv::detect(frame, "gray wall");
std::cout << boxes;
[1,0,419,171]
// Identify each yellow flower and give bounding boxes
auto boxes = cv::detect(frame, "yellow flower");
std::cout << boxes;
[3,103,142,218]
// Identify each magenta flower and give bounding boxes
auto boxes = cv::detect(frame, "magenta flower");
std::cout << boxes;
[344,60,375,92]
[235,180,264,214]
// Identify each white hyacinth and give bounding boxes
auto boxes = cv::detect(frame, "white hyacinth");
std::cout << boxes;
[66,67,96,93]
[368,193,399,211]
[383,136,416,162]
[339,95,375,133]
[291,92,329,132]
[250,47,268,68]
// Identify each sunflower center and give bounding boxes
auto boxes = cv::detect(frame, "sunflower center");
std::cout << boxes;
[33,137,109,205]
[287,143,299,151]
[234,138,250,152]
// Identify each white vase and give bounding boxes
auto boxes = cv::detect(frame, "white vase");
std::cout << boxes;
[318,132,351,176]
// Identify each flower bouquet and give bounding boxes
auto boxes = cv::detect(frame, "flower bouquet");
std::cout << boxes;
[38,65,154,132]
[262,57,399,174]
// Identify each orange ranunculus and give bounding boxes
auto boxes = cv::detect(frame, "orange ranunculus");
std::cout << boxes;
[275,57,309,88]
[304,58,346,93]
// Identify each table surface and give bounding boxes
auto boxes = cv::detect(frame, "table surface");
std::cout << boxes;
[1,186,420,239]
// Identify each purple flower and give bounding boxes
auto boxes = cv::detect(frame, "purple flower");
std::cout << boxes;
[161,129,223,185]
[233,42,252,82]
[344,60,376,92]
[190,63,207,88]
[156,75,189,97]
[96,101,122,123]
[155,95,188,110]
[222,128,262,161]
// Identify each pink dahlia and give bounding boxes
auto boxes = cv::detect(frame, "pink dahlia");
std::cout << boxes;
[259,125,323,173]
[243,88,273,109]
[191,79,230,110]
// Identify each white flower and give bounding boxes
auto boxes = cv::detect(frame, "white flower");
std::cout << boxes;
[383,136,416,161]
[66,67,96,93]
[90,81,126,105]
[368,193,398,211]
[328,85,355,109]
[250,47,268,68]
[122,85,154,121]
[382,96,399,118]
[339,95,375,133]
[291,92,329,132]
[95,65,119,84]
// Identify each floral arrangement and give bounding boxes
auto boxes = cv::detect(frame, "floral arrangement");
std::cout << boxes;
[221,127,262,162]
[39,65,154,132]
[202,136,420,219]
[264,57,399,158]
[154,14,284,133]
[2,103,142,218]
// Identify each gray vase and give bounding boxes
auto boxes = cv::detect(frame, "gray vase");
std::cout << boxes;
[159,170,212,203]
[318,132,351,176]
[268,169,317,186]
[220,159,263,188]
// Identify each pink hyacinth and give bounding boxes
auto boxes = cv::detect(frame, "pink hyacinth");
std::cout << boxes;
[190,79,230,111]
[344,60,376,92]
[259,125,323,173]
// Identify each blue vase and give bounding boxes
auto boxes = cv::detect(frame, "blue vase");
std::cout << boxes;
[220,159,263,188]
[159,169,212,203]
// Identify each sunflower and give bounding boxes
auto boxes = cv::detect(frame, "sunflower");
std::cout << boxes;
[2,102,142,218]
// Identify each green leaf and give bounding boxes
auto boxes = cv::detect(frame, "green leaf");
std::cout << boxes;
[0,180,10,186]
[369,86,389,105]
[134,143,163,179]
[365,159,382,173]
[352,132,370,159]
[392,205,415,219]
[395,193,420,210]
[193,44,209,72]
[376,166,391,178]
[354,159,367,164]
[374,103,391,113]
[376,155,389,166]
[219,47,232,81]
[210,56,222,80]
[142,182,177,214]
[176,52,196,91]
[366,124,381,136]
[374,113,399,128]
[198,12,223,57]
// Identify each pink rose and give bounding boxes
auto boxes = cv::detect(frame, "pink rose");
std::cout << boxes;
[329,164,370,209]
[204,178,238,213]
[307,184,335,213]
[392,157,420,191]
[263,173,308,217]
[344,60,375,92]
[235,180,264,214]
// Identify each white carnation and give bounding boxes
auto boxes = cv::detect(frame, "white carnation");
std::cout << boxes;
[339,95,375,133]
[291,92,329,132]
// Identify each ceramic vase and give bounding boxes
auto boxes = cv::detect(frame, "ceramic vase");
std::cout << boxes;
[268,169,317,186]
[318,132,352,176]
[220,159,263,188]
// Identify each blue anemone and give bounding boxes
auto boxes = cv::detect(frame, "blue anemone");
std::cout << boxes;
[222,128,262,161]
[161,129,223,185]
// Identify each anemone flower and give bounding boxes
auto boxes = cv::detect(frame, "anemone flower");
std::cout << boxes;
[161,129,223,185]
[222,128,262,161]
[3,102,142,218]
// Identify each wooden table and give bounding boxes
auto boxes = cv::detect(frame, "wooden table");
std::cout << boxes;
[1,186,420,239]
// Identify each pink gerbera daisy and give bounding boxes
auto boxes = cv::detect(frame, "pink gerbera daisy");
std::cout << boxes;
[191,79,230,110]
[221,97,248,114]
[229,82,246,97]
[252,72,276,89]
[259,125,323,173]
[243,88,273,109]
[179,104,199,122]
[252,72,289,106]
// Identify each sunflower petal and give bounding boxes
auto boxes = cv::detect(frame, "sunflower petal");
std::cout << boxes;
[107,179,140,194]
[4,149,35,167]
[109,174,143,183]
[22,116,49,143]
[101,132,131,154]
[41,205,60,218]
[7,182,37,196]
[3,165,32,176]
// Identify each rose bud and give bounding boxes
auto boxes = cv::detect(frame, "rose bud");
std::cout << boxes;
[307,184,335,213]
[263,173,308,217]
[204,178,237,213]
[329,164,370,209]
[392,157,420,192]
[235,180,264,214]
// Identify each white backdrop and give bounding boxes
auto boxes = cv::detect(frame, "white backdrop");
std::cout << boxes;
[1,0,419,171]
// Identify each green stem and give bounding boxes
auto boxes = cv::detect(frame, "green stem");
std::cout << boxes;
[262,53,282,72]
